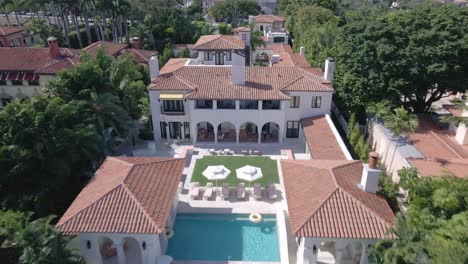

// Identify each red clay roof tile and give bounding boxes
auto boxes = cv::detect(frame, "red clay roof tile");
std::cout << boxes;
[193,35,245,50]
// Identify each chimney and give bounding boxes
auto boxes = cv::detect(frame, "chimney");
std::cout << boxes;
[324,58,335,81]
[47,36,60,59]
[360,152,381,193]
[231,51,245,85]
[299,46,305,56]
[131,37,141,50]
[149,55,160,80]
[248,15,254,24]
[271,54,280,64]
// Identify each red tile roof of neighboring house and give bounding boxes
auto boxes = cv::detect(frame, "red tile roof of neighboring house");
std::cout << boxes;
[232,27,251,33]
[408,158,468,179]
[281,159,395,239]
[301,115,347,160]
[82,41,128,58]
[125,48,157,64]
[149,66,334,100]
[57,156,185,235]
[0,47,79,74]
[0,26,25,36]
[253,15,286,23]
[193,35,245,50]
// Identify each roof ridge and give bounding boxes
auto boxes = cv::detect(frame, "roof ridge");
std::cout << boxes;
[57,183,124,227]
[279,75,304,90]
[82,41,101,51]
[120,183,162,232]
[293,187,339,236]
[174,75,197,90]
[336,186,393,226]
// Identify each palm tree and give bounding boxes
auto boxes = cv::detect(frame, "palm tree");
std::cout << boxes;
[249,22,265,51]
[384,106,418,170]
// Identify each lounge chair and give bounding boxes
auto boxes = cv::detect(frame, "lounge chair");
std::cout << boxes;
[190,182,200,200]
[203,182,214,200]
[253,149,261,155]
[221,183,230,200]
[242,150,249,155]
[254,183,262,200]
[237,183,246,200]
[268,184,278,200]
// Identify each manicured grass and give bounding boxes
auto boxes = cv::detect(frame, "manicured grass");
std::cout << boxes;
[191,156,279,187]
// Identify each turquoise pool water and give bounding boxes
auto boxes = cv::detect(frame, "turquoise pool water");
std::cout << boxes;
[166,213,280,261]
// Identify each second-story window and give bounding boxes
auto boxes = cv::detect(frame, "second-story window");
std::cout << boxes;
[290,96,300,108]
[196,100,213,109]
[162,100,184,113]
[240,100,258,110]
[262,100,280,110]
[311,96,322,108]
[204,52,212,61]
[12,80,23,85]
[0,80,6,85]
[226,52,232,61]
[217,100,235,109]
[28,80,40,86]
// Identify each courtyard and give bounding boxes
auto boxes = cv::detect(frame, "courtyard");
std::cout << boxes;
[191,156,280,187]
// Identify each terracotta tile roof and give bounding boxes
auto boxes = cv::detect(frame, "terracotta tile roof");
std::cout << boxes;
[232,27,251,33]
[148,66,334,100]
[174,44,194,49]
[57,156,185,235]
[193,35,245,50]
[160,58,189,75]
[0,26,25,36]
[281,160,395,239]
[0,47,79,74]
[253,15,286,23]
[82,41,128,58]
[301,115,347,160]
[125,49,157,64]
[408,158,468,179]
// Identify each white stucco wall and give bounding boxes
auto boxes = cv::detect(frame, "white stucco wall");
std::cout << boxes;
[75,232,162,264]
[150,90,333,145]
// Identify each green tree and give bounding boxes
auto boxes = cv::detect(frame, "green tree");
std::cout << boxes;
[249,23,265,52]
[333,4,468,115]
[0,210,84,264]
[440,98,468,126]
[179,48,191,58]
[218,22,233,35]
[192,21,217,42]
[209,0,261,26]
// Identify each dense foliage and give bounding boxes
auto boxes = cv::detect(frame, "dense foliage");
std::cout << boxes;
[371,175,468,264]
[346,113,369,161]
[209,0,261,26]
[0,210,84,264]
[0,49,147,217]
[333,4,468,115]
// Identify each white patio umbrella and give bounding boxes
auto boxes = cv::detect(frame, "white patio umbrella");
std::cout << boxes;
[202,165,231,189]
[236,165,263,187]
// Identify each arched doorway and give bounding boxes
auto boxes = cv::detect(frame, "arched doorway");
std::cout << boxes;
[261,122,280,143]
[123,237,143,264]
[197,122,214,142]
[239,122,258,142]
[99,237,118,264]
[260,25,264,32]
[218,122,236,142]
[254,52,269,67]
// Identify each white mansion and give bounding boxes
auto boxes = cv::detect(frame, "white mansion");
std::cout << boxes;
[148,32,336,148]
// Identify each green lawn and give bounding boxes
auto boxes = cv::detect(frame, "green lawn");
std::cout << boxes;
[191,156,279,187]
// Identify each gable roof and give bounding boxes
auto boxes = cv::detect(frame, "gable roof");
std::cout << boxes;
[253,15,286,23]
[281,160,395,239]
[193,35,245,50]
[0,26,25,36]
[0,47,79,74]
[148,66,334,100]
[82,41,128,58]
[57,156,185,235]
[301,115,347,160]
[125,49,157,64]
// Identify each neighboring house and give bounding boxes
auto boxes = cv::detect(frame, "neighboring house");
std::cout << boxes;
[0,37,156,108]
[202,0,224,13]
[369,111,468,180]
[147,33,338,150]
[173,44,195,58]
[56,156,186,264]
[250,15,288,44]
[189,35,247,66]
[0,26,36,47]
[282,155,395,264]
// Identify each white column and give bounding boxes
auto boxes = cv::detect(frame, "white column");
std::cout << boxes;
[335,240,348,264]
[278,124,283,144]
[214,125,218,144]
[191,122,197,143]
[236,100,240,110]
[165,124,170,142]
[360,242,369,264]
[149,92,162,148]
[258,100,262,110]
[296,238,318,264]
[213,100,217,109]
[116,242,126,264]
[236,127,240,143]
[257,127,262,144]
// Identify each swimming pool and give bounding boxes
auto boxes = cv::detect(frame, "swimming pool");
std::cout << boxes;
[166,213,280,261]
